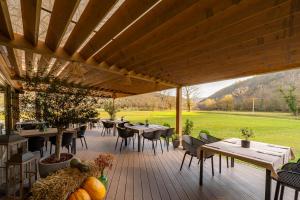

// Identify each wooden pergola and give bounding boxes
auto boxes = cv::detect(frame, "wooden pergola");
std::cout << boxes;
[0,0,299,138]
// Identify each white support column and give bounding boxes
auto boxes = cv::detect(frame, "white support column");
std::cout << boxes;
[176,86,182,147]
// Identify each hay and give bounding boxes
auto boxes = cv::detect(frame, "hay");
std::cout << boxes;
[30,161,101,200]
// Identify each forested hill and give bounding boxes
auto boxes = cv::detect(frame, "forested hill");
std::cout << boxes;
[200,69,300,111]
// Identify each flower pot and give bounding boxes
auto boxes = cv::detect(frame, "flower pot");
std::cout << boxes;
[172,139,180,149]
[241,140,250,148]
[38,153,74,178]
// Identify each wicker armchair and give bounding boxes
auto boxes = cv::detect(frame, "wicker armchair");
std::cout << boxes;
[115,127,135,152]
[142,130,164,155]
[161,128,174,151]
[180,135,215,176]
[101,121,114,136]
[199,133,234,172]
[274,159,300,200]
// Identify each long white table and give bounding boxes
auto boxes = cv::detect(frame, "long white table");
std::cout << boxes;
[124,124,168,152]
[199,138,295,200]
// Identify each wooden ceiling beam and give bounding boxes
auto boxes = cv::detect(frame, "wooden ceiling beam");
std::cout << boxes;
[20,0,42,45]
[0,53,21,88]
[36,55,51,77]
[0,33,177,87]
[0,0,14,40]
[91,0,201,63]
[63,0,117,56]
[79,0,159,60]
[45,0,79,51]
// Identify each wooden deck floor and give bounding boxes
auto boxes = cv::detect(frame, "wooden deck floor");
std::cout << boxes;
[75,129,295,200]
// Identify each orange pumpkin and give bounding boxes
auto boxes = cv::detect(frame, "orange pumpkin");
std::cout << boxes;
[83,177,106,200]
[68,188,91,200]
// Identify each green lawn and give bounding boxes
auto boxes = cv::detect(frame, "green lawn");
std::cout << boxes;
[100,110,300,160]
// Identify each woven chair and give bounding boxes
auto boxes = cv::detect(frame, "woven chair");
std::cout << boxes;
[199,133,234,172]
[28,136,45,157]
[161,128,174,151]
[77,125,88,149]
[115,127,135,152]
[180,135,215,176]
[142,130,164,155]
[274,159,300,200]
[101,121,114,136]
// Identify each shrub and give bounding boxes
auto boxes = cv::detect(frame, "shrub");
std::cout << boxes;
[163,122,171,127]
[199,129,210,135]
[183,119,193,135]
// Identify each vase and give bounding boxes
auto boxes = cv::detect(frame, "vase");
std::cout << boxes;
[99,174,108,189]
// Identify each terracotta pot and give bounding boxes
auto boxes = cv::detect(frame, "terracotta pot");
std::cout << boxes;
[172,139,180,149]
[38,153,74,178]
[241,140,250,148]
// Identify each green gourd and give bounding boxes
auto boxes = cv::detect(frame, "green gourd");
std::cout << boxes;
[70,158,90,172]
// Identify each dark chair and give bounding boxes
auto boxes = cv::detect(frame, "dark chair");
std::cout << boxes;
[49,132,74,154]
[115,127,135,152]
[180,135,215,176]
[142,130,164,155]
[22,123,37,130]
[101,121,114,136]
[161,128,174,151]
[199,132,234,172]
[28,136,45,157]
[137,122,144,125]
[274,159,300,200]
[77,125,88,149]
[117,122,126,128]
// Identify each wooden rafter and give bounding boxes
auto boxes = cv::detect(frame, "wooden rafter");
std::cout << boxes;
[20,0,42,46]
[63,0,117,56]
[36,55,51,77]
[79,0,159,60]
[0,0,13,39]
[47,59,66,77]
[0,33,177,87]
[6,47,21,77]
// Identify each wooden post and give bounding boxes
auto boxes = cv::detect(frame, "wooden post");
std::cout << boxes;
[176,86,182,147]
[4,85,12,133]
[12,91,20,127]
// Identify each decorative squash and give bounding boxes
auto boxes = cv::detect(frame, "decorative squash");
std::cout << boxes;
[83,177,106,200]
[70,158,90,172]
[68,188,91,200]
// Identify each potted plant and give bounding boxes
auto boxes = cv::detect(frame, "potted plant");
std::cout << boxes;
[21,78,98,177]
[103,100,118,120]
[183,119,193,135]
[240,127,254,148]
[172,133,180,148]
[145,119,149,127]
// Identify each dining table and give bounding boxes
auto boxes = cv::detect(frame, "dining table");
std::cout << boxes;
[199,138,295,200]
[124,124,168,152]
[17,128,78,154]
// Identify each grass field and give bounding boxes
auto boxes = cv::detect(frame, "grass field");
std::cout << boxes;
[100,110,300,160]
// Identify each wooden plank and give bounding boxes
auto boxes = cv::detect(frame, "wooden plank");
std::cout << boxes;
[129,1,295,71]
[80,0,159,60]
[20,0,42,45]
[107,0,287,67]
[91,0,200,63]
[125,152,134,200]
[0,0,14,39]
[45,0,80,51]
[63,0,117,56]
[114,152,130,200]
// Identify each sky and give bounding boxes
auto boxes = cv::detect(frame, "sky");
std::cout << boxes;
[166,76,252,98]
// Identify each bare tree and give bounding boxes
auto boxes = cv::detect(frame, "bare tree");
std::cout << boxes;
[183,86,199,112]
[159,90,171,110]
